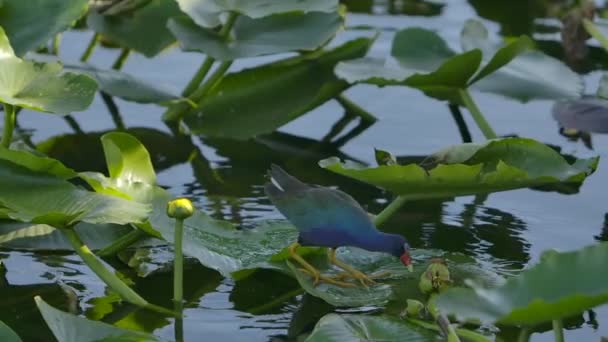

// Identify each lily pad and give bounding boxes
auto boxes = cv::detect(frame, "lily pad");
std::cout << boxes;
[0,27,96,114]
[184,37,374,139]
[335,19,581,102]
[87,0,181,57]
[553,97,608,134]
[435,242,608,325]
[35,296,160,342]
[305,314,438,341]
[320,138,598,198]
[0,321,21,342]
[168,11,342,61]
[0,0,88,56]
[176,0,338,28]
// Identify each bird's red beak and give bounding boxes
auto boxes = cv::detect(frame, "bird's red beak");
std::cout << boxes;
[400,251,413,272]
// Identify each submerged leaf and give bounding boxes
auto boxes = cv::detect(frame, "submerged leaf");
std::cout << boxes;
[0,28,96,114]
[176,0,338,28]
[184,37,373,139]
[320,138,598,198]
[305,314,438,341]
[436,242,608,325]
[169,11,342,60]
[35,296,160,342]
[0,0,88,56]
[87,0,181,57]
[0,321,21,342]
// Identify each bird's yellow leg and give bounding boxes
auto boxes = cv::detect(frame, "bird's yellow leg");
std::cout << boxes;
[328,249,390,287]
[288,243,355,288]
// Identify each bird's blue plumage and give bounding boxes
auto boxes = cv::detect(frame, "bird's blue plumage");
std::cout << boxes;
[265,165,406,257]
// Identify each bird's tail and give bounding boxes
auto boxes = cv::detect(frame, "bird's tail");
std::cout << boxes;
[265,164,308,200]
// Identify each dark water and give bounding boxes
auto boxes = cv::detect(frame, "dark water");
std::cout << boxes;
[2,0,608,340]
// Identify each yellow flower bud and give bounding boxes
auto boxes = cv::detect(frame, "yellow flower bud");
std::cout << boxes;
[166,198,194,220]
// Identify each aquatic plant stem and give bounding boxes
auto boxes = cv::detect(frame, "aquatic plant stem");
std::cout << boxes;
[583,19,608,52]
[448,103,472,143]
[552,320,565,342]
[335,94,377,123]
[97,229,147,257]
[373,195,409,227]
[174,301,184,342]
[112,48,131,70]
[2,104,16,148]
[61,228,177,316]
[173,218,185,303]
[517,328,531,342]
[52,33,62,55]
[406,318,489,342]
[458,89,497,140]
[80,33,100,62]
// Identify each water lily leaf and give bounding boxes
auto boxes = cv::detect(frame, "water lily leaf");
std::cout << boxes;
[552,97,608,134]
[336,20,580,102]
[0,321,21,342]
[305,314,438,341]
[87,0,181,57]
[0,0,88,56]
[0,28,96,113]
[435,242,608,325]
[0,157,149,226]
[176,0,338,28]
[168,11,342,60]
[0,146,77,179]
[35,296,160,342]
[184,37,373,139]
[319,138,598,198]
[63,63,180,104]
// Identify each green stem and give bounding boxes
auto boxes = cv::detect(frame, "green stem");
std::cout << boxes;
[583,19,608,52]
[61,228,176,316]
[406,319,490,342]
[2,104,16,148]
[335,94,377,123]
[80,33,99,62]
[373,195,409,227]
[249,288,304,314]
[52,33,62,55]
[112,48,131,70]
[458,89,497,140]
[174,301,184,342]
[517,328,531,342]
[100,92,126,130]
[63,115,84,135]
[97,229,147,257]
[174,219,184,303]
[552,320,565,342]
[437,314,461,342]
[182,57,215,97]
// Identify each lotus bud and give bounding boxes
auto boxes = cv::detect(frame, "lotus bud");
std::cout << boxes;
[167,198,194,220]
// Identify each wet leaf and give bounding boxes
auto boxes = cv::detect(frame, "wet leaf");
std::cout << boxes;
[87,0,181,57]
[436,242,608,325]
[184,37,373,139]
[305,314,438,341]
[552,97,608,134]
[320,138,598,198]
[0,0,88,56]
[35,296,160,342]
[168,11,342,60]
[0,28,96,114]
[0,321,21,342]
[176,0,338,28]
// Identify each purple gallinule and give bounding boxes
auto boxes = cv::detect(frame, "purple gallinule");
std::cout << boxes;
[265,165,412,287]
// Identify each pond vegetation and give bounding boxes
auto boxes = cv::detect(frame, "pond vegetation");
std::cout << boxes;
[0,0,607,341]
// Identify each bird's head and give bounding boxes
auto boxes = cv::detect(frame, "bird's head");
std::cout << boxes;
[387,234,413,272]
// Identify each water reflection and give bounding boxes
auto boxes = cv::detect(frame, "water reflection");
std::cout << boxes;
[341,0,444,16]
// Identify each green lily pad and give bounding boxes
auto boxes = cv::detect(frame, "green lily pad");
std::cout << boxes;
[0,28,96,114]
[35,296,160,342]
[87,0,181,57]
[305,314,438,341]
[436,242,608,325]
[0,0,88,56]
[0,321,21,342]
[320,138,598,198]
[176,0,338,28]
[168,11,342,61]
[0,146,77,178]
[0,153,149,226]
[184,37,374,139]
[335,19,581,102]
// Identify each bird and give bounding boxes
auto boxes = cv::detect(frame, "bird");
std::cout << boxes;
[264,164,413,287]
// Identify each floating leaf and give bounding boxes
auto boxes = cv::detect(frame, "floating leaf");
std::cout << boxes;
[0,28,96,113]
[87,0,181,57]
[436,242,608,325]
[552,97,608,134]
[305,314,438,341]
[0,321,21,342]
[35,296,160,342]
[336,19,581,102]
[320,138,598,198]
[0,0,88,56]
[184,37,373,139]
[176,0,338,28]
[168,11,342,60]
